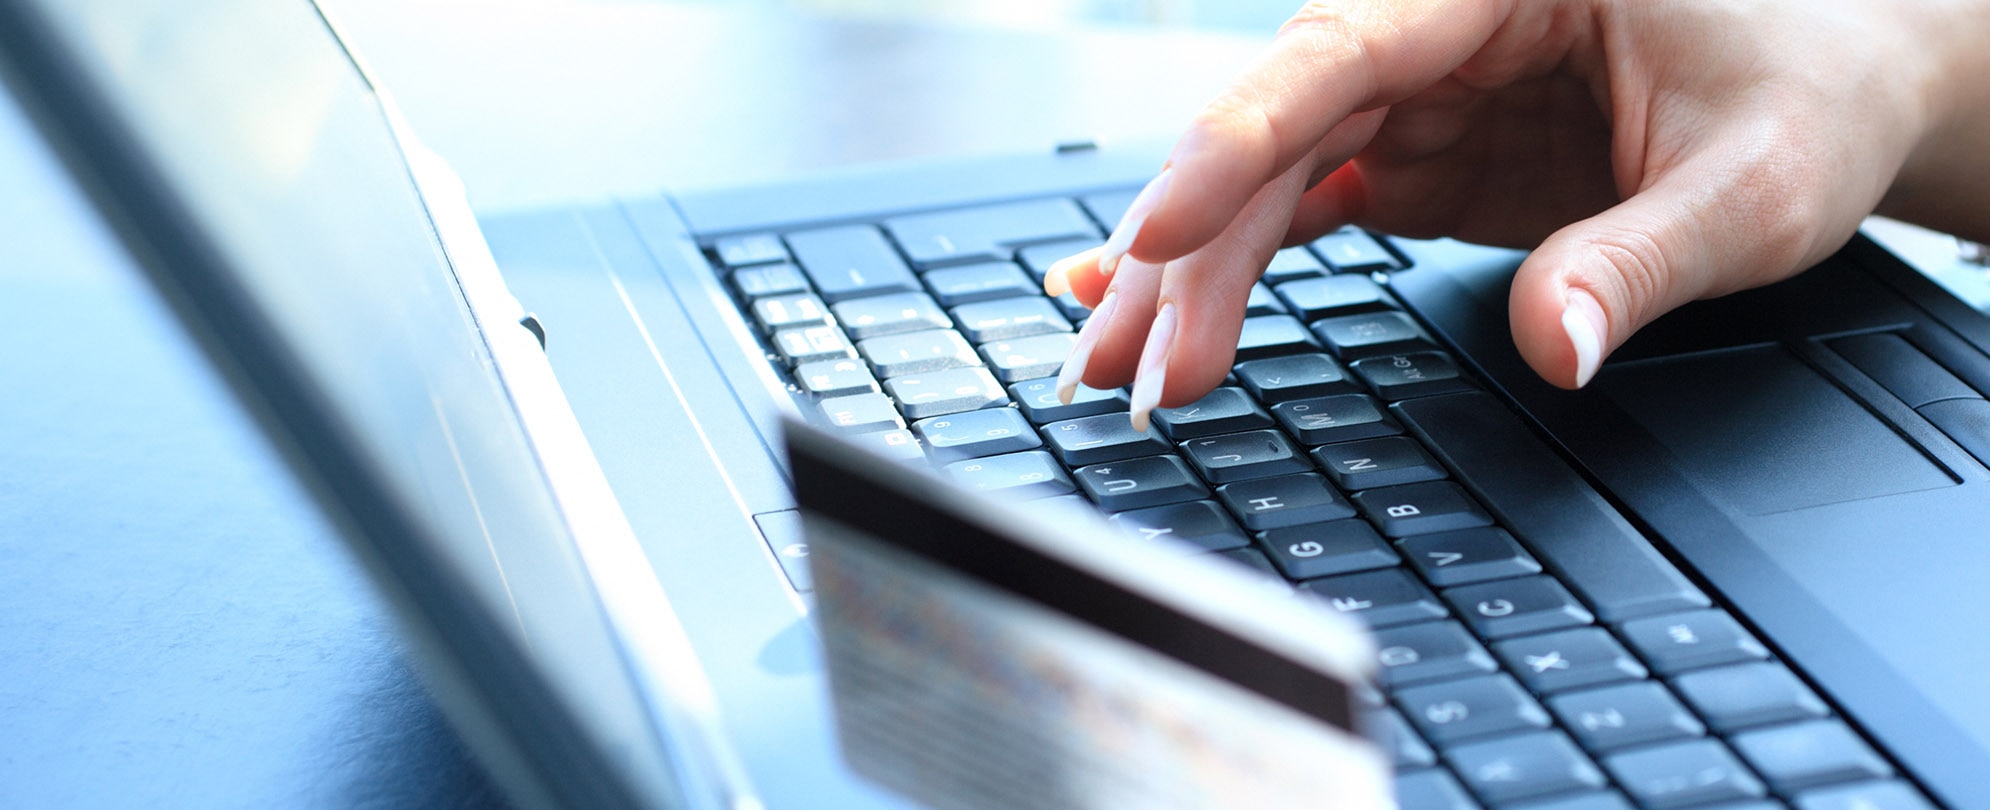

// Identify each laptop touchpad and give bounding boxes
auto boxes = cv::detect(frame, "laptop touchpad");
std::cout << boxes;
[1598,345,1954,514]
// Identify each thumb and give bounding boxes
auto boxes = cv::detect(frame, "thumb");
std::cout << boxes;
[1507,160,1814,389]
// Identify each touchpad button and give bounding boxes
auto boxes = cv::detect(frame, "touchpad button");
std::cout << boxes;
[1598,345,1954,514]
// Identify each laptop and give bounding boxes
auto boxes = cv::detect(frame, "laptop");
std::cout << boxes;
[2,0,1985,808]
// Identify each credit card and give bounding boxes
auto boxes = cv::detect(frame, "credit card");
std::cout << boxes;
[787,419,1390,810]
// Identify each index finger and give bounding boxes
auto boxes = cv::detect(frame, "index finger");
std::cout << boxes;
[1121,0,1519,266]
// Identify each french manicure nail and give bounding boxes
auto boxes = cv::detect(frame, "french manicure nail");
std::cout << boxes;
[1041,248,1096,298]
[1127,302,1177,433]
[1043,266,1072,298]
[1562,288,1607,388]
[1055,291,1118,405]
[1099,168,1173,277]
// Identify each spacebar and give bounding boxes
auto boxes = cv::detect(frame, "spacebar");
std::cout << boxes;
[1393,392,1708,623]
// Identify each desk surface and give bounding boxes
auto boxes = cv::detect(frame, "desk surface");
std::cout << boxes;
[0,4,1258,807]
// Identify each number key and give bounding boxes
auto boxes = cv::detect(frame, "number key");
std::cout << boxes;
[914,408,1041,463]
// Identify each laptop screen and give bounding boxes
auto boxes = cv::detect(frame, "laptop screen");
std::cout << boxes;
[0,1,687,806]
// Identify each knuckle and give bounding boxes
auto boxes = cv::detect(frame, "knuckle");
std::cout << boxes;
[1278,3,1378,86]
[1191,95,1281,178]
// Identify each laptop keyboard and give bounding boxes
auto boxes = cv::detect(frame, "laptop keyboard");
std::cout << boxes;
[704,195,1932,810]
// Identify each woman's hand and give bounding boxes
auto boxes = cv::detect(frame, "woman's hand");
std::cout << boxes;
[1043,0,1990,432]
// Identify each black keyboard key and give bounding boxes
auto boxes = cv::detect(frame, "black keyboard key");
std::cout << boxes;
[953,296,1071,343]
[1042,413,1170,466]
[1620,610,1770,675]
[1396,673,1551,745]
[819,392,905,433]
[1377,708,1437,769]
[1151,387,1274,440]
[1215,472,1356,530]
[1492,627,1647,693]
[786,225,920,302]
[1367,620,1497,687]
[1273,393,1403,444]
[1276,274,1395,321]
[1548,681,1706,753]
[1395,769,1480,810]
[1353,352,1475,400]
[752,292,831,332]
[1314,436,1446,490]
[832,292,951,340]
[885,198,1099,268]
[1235,314,1322,361]
[1262,246,1331,285]
[1306,569,1451,631]
[1010,378,1128,423]
[943,450,1074,499]
[773,325,858,365]
[1732,720,1891,794]
[1244,282,1286,317]
[731,263,810,298]
[1050,291,1091,322]
[1180,429,1312,483]
[885,367,1009,419]
[1400,527,1543,587]
[1794,781,1936,810]
[1017,238,1103,281]
[1313,227,1403,272]
[914,408,1041,463]
[843,427,925,464]
[1353,481,1494,537]
[1443,575,1595,639]
[1110,500,1249,552]
[1393,392,1712,621]
[1073,455,1208,511]
[714,233,789,267]
[1605,739,1767,808]
[1313,311,1436,359]
[1673,662,1830,733]
[1445,731,1606,805]
[980,333,1077,383]
[1079,189,1138,232]
[924,261,1038,306]
[858,329,981,378]
[1234,353,1357,403]
[1257,519,1399,580]
[796,357,880,399]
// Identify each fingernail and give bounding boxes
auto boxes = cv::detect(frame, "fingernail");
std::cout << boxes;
[1043,266,1072,298]
[1056,291,1118,405]
[1099,168,1172,277]
[1041,248,1096,298]
[1562,288,1607,388]
[1127,302,1177,433]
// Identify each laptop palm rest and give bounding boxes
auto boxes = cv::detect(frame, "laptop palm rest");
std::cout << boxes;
[1596,345,1955,514]
[1388,237,1990,806]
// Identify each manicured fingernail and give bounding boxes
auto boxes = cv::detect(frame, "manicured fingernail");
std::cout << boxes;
[1099,168,1172,277]
[1056,291,1118,404]
[1041,248,1098,298]
[1562,288,1607,388]
[1127,302,1177,433]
